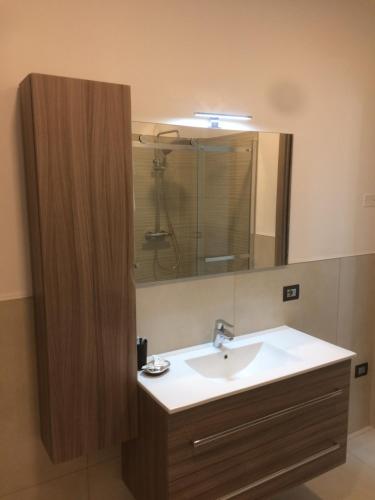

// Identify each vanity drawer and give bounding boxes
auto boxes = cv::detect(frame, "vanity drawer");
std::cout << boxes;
[192,440,346,500]
[122,360,351,500]
[168,361,349,464]
[167,362,350,499]
[168,404,347,498]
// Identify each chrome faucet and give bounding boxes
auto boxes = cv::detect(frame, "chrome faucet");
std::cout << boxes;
[213,319,234,348]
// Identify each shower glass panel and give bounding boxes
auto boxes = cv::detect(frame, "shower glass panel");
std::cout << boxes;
[132,133,198,283]
[196,134,255,276]
[132,122,292,284]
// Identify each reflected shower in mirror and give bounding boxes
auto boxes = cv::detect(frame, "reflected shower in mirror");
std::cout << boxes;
[132,122,292,283]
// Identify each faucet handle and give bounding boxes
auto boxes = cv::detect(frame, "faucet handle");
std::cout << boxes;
[215,318,234,331]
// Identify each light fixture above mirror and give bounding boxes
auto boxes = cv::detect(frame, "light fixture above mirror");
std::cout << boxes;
[194,111,253,129]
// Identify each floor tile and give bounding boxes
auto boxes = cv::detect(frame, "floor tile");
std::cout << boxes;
[306,453,375,500]
[88,458,134,500]
[349,427,375,468]
[270,484,323,499]
[1,470,88,500]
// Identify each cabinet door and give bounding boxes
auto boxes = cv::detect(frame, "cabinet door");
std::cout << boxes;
[20,73,137,463]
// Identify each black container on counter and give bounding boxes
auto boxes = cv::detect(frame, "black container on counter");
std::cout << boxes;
[137,337,148,370]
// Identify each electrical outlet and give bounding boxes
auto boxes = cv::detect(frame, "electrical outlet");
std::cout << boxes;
[355,362,368,378]
[283,284,300,302]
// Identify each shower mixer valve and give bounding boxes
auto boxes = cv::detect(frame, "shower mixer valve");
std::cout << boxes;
[153,158,166,171]
[145,230,170,241]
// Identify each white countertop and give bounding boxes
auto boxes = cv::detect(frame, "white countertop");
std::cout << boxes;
[138,326,356,414]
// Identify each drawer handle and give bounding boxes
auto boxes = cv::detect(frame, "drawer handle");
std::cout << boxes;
[218,442,340,499]
[192,389,343,449]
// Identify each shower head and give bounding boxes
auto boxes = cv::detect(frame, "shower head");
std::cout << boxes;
[161,141,181,156]
[157,129,181,156]
[157,129,180,138]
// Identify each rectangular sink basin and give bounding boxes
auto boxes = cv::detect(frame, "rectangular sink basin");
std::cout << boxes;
[138,325,356,414]
[186,341,298,381]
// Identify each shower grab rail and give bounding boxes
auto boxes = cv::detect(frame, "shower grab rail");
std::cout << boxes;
[203,254,250,263]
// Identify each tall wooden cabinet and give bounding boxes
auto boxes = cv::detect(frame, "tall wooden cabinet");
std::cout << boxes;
[20,74,137,463]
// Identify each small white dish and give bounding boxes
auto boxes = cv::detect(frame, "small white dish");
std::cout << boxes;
[142,356,170,376]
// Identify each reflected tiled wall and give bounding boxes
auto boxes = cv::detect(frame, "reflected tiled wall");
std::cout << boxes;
[1,254,374,499]
[133,146,198,282]
[254,234,276,268]
[133,132,257,283]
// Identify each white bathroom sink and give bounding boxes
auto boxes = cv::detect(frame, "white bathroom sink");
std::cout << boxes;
[138,325,356,414]
[185,341,297,381]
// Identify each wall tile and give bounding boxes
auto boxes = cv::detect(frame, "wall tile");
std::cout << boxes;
[234,260,340,344]
[136,274,235,354]
[0,298,86,497]
[0,255,374,499]
[336,254,375,431]
[88,459,133,500]
[348,375,372,433]
[337,254,375,355]
[0,471,88,500]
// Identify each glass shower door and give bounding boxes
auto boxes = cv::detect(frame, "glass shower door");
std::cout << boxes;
[133,137,199,282]
[196,134,256,275]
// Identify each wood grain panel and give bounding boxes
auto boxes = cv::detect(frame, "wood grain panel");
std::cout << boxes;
[275,133,293,266]
[122,361,351,499]
[169,399,348,484]
[19,76,53,452]
[122,389,168,500]
[20,73,137,462]
[169,412,347,498]
[168,360,349,456]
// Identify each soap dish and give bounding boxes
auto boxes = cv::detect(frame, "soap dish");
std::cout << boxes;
[142,356,170,376]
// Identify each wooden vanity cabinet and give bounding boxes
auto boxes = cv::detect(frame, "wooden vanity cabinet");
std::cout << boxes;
[20,73,137,463]
[122,361,351,499]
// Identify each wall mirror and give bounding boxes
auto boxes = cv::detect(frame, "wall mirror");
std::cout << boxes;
[132,121,292,283]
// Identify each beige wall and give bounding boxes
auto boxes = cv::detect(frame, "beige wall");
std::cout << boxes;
[256,133,279,238]
[2,1,375,498]
[1,0,375,298]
